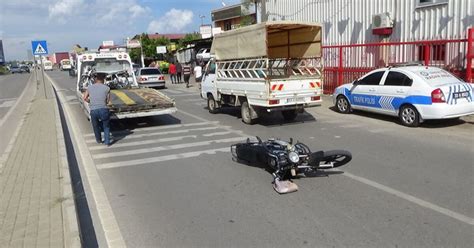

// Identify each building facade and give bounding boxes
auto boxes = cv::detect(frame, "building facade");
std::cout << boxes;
[212,3,257,31]
[260,0,474,87]
[262,0,472,44]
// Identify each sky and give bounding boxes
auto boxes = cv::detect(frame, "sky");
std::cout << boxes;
[0,0,242,61]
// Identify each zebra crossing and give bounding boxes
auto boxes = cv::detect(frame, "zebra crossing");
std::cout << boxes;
[83,121,249,170]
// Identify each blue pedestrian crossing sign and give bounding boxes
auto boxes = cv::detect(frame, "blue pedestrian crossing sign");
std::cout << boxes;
[31,40,48,55]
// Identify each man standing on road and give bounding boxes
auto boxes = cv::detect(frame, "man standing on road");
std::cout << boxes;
[183,62,192,88]
[194,62,203,84]
[169,62,177,84]
[82,72,112,146]
[176,62,183,83]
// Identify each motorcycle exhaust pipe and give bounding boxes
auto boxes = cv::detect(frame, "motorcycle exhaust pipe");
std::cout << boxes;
[318,163,334,169]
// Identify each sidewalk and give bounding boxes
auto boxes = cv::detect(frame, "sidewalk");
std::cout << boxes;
[0,70,80,247]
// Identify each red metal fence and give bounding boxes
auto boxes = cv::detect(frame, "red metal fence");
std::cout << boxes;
[322,28,474,94]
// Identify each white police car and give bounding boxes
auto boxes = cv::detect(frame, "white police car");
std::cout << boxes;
[333,66,474,127]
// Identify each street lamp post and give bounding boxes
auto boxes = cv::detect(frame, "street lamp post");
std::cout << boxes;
[199,15,205,26]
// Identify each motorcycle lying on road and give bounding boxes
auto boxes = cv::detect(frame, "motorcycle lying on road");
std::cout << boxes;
[231,137,352,194]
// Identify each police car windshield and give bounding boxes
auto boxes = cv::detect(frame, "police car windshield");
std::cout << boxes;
[416,68,462,86]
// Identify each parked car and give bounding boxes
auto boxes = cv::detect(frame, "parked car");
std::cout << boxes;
[135,67,166,89]
[333,65,474,127]
[196,48,211,62]
[10,65,22,74]
[20,65,30,73]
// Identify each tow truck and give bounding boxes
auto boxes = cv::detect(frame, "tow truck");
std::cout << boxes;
[76,50,176,119]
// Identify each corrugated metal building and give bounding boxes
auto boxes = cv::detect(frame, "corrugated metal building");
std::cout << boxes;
[262,0,472,44]
[260,0,474,88]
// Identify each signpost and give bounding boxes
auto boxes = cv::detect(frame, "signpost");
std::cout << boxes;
[31,40,48,98]
[156,46,167,54]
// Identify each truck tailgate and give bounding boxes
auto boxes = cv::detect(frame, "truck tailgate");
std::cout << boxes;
[108,88,175,113]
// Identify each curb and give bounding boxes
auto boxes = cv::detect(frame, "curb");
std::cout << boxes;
[46,73,126,248]
[49,77,82,247]
[0,73,36,173]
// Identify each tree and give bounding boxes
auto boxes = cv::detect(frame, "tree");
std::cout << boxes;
[129,33,171,63]
[178,33,201,49]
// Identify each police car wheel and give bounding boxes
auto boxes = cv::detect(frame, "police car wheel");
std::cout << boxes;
[399,105,420,127]
[336,96,350,114]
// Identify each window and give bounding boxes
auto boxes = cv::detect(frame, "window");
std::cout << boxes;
[140,68,161,75]
[383,71,413,86]
[358,71,385,85]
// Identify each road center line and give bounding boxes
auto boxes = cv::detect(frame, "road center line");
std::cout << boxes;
[341,171,474,225]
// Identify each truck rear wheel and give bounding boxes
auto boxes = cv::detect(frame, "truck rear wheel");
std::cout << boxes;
[207,95,218,114]
[281,110,298,121]
[241,101,257,124]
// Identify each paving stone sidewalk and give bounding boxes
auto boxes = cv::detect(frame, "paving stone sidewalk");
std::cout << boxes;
[0,72,79,247]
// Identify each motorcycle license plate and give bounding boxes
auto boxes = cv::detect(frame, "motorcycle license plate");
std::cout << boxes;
[287,97,305,103]
[453,91,469,99]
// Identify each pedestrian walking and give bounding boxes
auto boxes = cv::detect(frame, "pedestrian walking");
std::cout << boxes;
[169,62,177,84]
[82,72,112,146]
[176,62,183,83]
[194,62,203,83]
[183,63,192,88]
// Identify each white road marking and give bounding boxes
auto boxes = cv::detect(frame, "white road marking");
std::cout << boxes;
[98,147,229,169]
[342,171,474,226]
[85,126,228,143]
[0,100,16,108]
[93,137,245,159]
[178,109,248,138]
[88,135,198,151]
[369,128,388,133]
[83,121,218,137]
[169,93,200,97]
[339,124,363,128]
[65,95,77,102]
[193,102,207,107]
[183,98,203,102]
[0,97,17,102]
[203,131,239,137]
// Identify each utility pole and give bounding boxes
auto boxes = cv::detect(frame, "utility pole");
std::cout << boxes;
[199,15,206,26]
[140,34,145,67]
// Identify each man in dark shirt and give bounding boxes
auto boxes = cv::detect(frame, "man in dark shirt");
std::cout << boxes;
[83,73,112,146]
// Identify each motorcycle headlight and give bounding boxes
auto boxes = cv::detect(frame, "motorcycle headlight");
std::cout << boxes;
[288,151,299,163]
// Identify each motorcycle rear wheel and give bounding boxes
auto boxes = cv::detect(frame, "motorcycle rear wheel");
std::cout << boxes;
[319,150,352,168]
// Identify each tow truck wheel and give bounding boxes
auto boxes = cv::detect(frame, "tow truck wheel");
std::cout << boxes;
[207,95,218,114]
[241,101,256,125]
[336,95,351,114]
[281,110,298,121]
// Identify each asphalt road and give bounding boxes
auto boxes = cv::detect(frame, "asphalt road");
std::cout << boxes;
[48,70,473,248]
[0,73,30,119]
[0,73,34,159]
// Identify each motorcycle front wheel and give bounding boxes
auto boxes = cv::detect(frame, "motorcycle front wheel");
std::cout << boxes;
[319,150,352,168]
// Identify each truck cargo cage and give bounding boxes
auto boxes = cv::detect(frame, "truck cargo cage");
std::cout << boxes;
[212,21,323,81]
[216,57,322,80]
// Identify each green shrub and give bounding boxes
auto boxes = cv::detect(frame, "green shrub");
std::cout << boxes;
[0,66,9,75]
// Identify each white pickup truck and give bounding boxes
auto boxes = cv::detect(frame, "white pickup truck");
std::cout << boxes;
[201,21,323,124]
[76,51,176,119]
